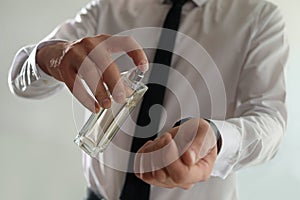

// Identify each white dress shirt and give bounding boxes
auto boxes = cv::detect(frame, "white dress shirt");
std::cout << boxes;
[8,0,289,199]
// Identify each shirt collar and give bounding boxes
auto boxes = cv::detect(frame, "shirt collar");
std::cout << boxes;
[161,0,207,7]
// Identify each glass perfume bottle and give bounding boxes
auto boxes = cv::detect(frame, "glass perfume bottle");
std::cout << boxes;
[74,68,148,157]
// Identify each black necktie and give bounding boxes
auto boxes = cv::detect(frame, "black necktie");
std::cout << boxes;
[120,0,188,199]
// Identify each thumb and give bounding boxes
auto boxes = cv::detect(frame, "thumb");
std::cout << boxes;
[180,119,216,166]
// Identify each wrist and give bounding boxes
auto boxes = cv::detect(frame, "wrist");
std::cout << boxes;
[204,118,222,154]
[36,47,50,75]
[173,118,223,154]
[36,40,69,76]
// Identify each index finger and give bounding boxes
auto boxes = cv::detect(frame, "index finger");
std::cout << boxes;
[105,36,149,72]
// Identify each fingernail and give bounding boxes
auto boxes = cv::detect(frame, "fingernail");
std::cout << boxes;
[115,92,126,102]
[102,98,111,108]
[138,60,149,72]
[145,140,153,147]
[189,150,197,164]
[95,102,100,113]
[135,173,141,178]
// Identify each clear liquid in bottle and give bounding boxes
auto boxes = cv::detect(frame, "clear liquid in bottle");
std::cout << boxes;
[74,68,148,157]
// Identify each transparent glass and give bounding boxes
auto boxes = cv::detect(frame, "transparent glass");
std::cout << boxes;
[74,68,148,157]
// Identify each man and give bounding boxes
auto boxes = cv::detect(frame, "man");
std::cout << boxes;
[8,0,288,199]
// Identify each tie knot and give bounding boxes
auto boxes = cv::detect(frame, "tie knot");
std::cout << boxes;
[171,0,188,6]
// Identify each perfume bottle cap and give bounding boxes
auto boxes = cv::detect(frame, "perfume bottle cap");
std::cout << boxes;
[126,68,145,83]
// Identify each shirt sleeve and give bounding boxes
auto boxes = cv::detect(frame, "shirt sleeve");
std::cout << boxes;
[8,0,101,99]
[211,3,289,178]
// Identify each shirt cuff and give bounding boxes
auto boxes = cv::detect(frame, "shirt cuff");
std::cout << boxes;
[12,39,66,95]
[210,120,241,179]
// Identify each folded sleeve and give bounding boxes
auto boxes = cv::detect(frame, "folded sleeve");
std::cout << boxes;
[211,3,289,178]
[8,0,102,98]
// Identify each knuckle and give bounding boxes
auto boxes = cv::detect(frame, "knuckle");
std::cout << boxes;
[95,91,109,100]
[202,173,210,181]
[65,45,78,56]
[97,34,111,48]
[78,37,95,51]
[78,37,91,45]
[123,35,136,44]
[166,185,175,189]
[153,170,166,182]
[143,144,153,153]
[143,172,152,181]
[97,34,111,40]
[180,184,193,190]
[172,171,186,184]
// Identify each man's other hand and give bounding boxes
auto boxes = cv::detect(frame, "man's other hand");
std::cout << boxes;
[134,118,218,189]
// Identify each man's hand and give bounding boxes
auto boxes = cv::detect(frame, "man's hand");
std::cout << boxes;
[134,118,218,189]
[36,34,148,112]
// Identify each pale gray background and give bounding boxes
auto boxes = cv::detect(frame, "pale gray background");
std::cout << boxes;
[0,0,299,199]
